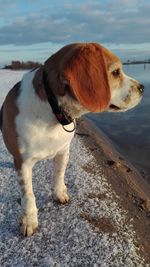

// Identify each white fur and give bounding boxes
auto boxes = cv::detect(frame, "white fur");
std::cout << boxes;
[109,71,142,112]
[15,70,77,235]
[16,71,74,160]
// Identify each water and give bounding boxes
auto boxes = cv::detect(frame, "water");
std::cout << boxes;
[87,64,150,183]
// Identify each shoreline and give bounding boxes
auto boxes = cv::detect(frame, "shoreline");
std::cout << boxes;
[78,117,150,262]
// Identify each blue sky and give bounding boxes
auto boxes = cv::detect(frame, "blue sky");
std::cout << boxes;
[0,0,150,66]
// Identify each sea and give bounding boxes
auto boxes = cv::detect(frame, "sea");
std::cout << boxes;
[87,64,150,184]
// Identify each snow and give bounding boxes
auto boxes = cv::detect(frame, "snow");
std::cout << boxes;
[0,70,149,266]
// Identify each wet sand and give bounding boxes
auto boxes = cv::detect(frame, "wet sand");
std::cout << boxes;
[78,118,150,263]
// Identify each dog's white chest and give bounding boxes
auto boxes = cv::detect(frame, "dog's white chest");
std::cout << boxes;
[15,71,74,162]
[16,115,74,161]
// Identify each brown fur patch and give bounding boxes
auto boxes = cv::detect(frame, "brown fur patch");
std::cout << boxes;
[0,104,4,130]
[18,178,25,187]
[1,82,23,170]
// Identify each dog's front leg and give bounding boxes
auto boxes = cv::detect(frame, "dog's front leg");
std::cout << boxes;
[52,147,70,204]
[17,160,38,236]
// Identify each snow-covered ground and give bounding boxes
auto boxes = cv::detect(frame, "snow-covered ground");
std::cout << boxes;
[0,70,27,106]
[0,70,149,266]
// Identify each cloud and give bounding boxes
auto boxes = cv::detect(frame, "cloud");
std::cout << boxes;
[0,0,16,14]
[0,0,150,47]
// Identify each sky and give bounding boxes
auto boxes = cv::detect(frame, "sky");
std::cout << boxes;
[0,0,150,66]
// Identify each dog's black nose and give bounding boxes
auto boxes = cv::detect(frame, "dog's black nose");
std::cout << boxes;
[138,83,144,94]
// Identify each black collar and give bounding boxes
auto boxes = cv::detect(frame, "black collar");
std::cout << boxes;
[43,69,74,127]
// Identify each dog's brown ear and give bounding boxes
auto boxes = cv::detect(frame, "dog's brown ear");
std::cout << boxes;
[44,43,110,112]
[64,44,110,112]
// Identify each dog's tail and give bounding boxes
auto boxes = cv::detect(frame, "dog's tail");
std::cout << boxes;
[0,104,4,131]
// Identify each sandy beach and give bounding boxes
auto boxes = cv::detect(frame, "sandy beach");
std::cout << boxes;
[0,70,150,266]
[78,118,150,263]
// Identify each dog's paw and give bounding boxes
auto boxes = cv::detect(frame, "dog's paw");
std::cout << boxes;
[52,185,69,204]
[20,212,38,236]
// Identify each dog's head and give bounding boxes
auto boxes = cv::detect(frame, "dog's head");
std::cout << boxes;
[44,43,144,113]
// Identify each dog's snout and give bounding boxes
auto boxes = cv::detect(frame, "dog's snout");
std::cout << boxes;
[138,83,144,94]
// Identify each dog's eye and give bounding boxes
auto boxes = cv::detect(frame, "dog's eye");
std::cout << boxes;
[112,69,120,78]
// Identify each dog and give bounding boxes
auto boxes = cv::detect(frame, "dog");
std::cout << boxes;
[0,43,144,236]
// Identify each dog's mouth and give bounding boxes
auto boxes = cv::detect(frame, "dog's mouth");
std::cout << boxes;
[108,104,128,112]
[109,104,121,111]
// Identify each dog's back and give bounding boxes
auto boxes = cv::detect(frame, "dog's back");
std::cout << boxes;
[0,82,23,166]
[0,82,20,132]
[0,104,4,131]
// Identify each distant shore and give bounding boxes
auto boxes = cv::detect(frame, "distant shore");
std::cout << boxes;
[1,60,150,70]
[123,61,150,65]
[2,60,42,70]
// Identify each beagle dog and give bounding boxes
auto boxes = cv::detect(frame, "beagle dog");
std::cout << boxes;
[0,43,144,236]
